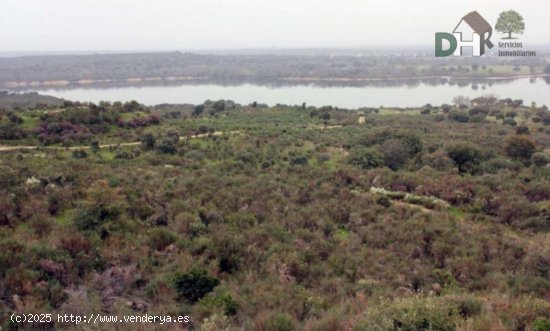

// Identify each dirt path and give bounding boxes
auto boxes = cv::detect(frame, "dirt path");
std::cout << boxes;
[0,124,347,152]
[0,131,236,152]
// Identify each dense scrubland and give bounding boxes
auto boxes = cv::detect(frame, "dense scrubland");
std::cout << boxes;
[1,52,549,87]
[1,94,550,330]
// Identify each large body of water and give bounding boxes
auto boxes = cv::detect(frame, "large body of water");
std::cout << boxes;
[25,77,550,108]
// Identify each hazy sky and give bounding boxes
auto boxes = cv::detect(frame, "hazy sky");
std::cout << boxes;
[0,0,548,51]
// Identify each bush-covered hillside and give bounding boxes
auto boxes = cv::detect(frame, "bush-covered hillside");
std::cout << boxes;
[1,97,550,330]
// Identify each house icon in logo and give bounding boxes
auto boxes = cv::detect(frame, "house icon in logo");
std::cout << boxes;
[435,11,494,57]
[453,11,494,56]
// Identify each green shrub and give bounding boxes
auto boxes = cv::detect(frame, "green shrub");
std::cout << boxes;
[533,318,550,331]
[223,295,240,316]
[213,233,245,273]
[431,269,456,287]
[399,133,423,156]
[115,150,134,160]
[71,150,88,159]
[73,182,127,231]
[73,207,102,231]
[140,133,156,149]
[354,296,459,331]
[469,114,486,123]
[289,155,308,166]
[456,296,483,318]
[448,111,469,123]
[482,157,519,173]
[200,292,240,316]
[156,138,177,154]
[505,136,535,163]
[502,118,517,126]
[381,139,409,170]
[447,143,482,174]
[266,314,296,331]
[376,195,391,207]
[237,151,256,165]
[147,228,177,251]
[421,151,454,171]
[348,147,384,170]
[508,298,550,331]
[0,164,18,188]
[174,268,220,304]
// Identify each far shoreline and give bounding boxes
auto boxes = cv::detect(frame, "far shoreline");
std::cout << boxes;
[2,73,549,90]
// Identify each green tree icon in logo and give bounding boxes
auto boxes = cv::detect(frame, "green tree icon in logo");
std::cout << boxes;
[495,10,525,39]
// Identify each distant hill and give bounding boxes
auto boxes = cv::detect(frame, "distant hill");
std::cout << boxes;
[0,51,547,87]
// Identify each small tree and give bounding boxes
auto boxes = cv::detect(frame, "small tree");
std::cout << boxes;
[452,96,470,109]
[399,133,423,156]
[471,95,497,112]
[447,143,482,174]
[495,10,525,39]
[212,100,225,113]
[140,133,156,150]
[90,141,100,154]
[381,139,409,170]
[156,138,177,155]
[174,268,220,304]
[505,136,535,163]
[192,104,204,116]
[348,147,384,170]
[448,111,470,123]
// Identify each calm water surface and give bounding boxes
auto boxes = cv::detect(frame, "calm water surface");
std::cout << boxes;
[28,78,550,108]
